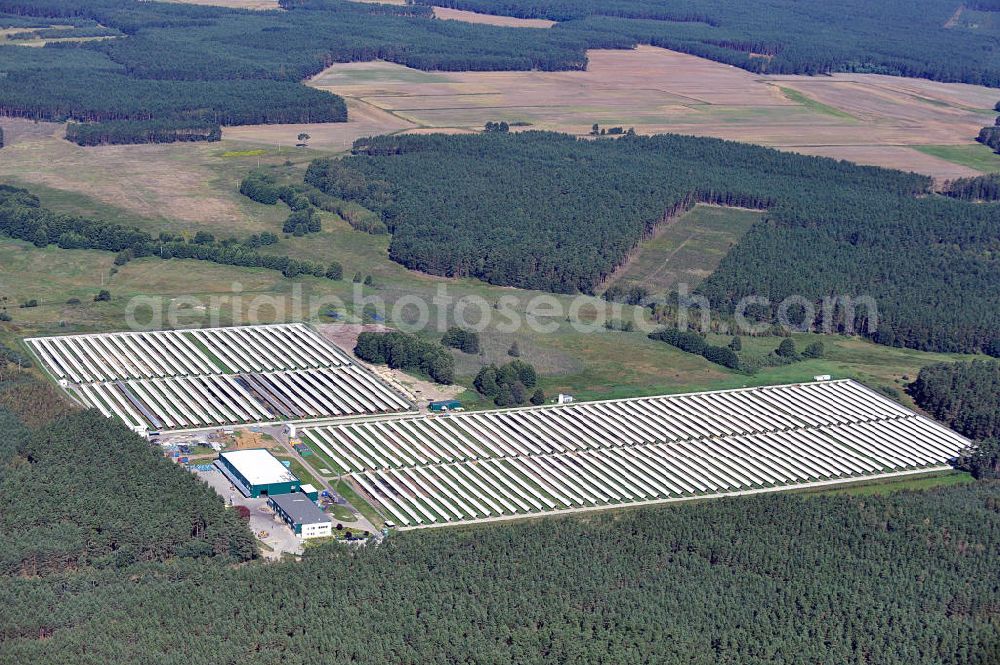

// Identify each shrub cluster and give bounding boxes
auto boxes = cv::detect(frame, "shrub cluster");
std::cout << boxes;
[603,282,650,305]
[648,328,741,370]
[474,360,543,407]
[441,326,480,354]
[239,172,323,236]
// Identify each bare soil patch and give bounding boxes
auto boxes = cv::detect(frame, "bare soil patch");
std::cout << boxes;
[229,430,279,450]
[317,322,389,353]
[432,6,556,28]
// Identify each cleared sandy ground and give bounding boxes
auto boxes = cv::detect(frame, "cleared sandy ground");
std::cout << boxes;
[432,6,556,27]
[302,45,999,178]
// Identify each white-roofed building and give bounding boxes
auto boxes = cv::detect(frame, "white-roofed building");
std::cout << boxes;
[216,449,300,498]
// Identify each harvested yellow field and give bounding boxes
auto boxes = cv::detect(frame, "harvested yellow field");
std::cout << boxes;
[223,97,416,152]
[0,118,290,228]
[303,46,998,179]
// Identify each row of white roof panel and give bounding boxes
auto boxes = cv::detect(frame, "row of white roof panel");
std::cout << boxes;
[27,330,220,382]
[240,367,410,420]
[78,375,271,429]
[351,415,966,526]
[78,366,410,430]
[27,323,354,383]
[305,381,947,473]
[188,323,351,374]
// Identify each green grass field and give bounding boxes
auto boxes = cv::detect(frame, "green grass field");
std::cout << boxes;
[1,142,987,414]
[805,470,975,496]
[297,434,345,476]
[1,228,984,410]
[916,144,1000,173]
[606,205,762,296]
[776,86,859,121]
[333,479,385,529]
[531,330,984,406]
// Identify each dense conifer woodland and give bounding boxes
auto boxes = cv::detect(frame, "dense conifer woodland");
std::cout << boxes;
[911,360,1000,442]
[909,360,1000,479]
[945,174,1000,201]
[0,374,996,664]
[0,0,999,144]
[419,0,1000,86]
[313,132,1000,354]
[0,378,256,578]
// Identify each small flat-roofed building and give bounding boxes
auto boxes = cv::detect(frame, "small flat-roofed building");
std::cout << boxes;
[429,399,462,412]
[216,449,300,498]
[299,483,319,500]
[268,493,332,539]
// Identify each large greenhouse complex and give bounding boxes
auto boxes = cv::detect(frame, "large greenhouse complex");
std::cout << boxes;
[301,380,969,527]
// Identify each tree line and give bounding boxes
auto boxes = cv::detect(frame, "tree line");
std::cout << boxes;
[910,360,1000,442]
[648,328,824,373]
[649,328,742,370]
[7,24,121,40]
[419,0,1000,86]
[318,131,999,354]
[354,331,455,384]
[239,170,324,237]
[0,184,343,281]
[66,119,221,147]
[944,174,1000,201]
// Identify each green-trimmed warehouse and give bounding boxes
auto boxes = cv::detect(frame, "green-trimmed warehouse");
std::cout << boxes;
[217,449,300,498]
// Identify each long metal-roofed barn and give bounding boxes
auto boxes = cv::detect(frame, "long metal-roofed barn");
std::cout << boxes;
[24,323,413,432]
[301,380,971,529]
[216,449,300,498]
